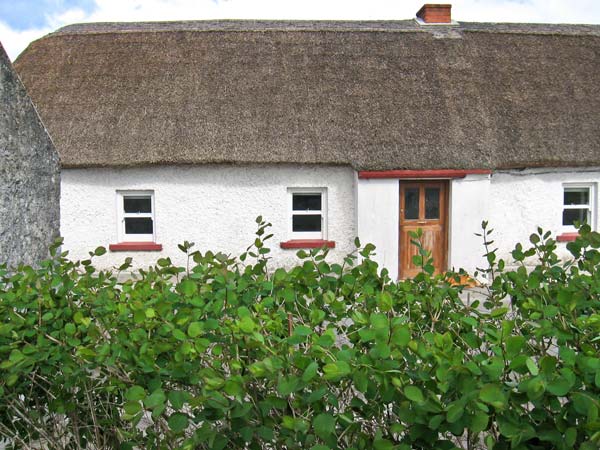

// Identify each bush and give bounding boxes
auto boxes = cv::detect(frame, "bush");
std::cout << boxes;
[0,217,599,449]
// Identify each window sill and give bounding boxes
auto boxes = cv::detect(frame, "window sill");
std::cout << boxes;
[280,240,336,249]
[556,232,579,243]
[109,242,163,252]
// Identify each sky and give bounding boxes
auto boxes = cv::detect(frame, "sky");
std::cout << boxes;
[1,0,600,61]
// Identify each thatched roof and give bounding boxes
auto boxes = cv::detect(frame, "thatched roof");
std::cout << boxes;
[13,20,600,170]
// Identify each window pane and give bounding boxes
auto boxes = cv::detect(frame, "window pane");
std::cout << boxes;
[404,188,419,220]
[563,209,589,226]
[425,187,440,219]
[564,189,589,205]
[293,194,322,211]
[125,217,153,234]
[293,214,321,232]
[124,197,152,213]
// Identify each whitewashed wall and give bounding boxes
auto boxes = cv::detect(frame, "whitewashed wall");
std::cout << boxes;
[356,178,400,277]
[448,174,491,276]
[356,174,492,278]
[488,168,600,265]
[61,165,356,271]
[357,168,600,278]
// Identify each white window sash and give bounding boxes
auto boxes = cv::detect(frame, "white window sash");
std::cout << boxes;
[117,191,156,243]
[288,188,327,240]
[562,184,596,232]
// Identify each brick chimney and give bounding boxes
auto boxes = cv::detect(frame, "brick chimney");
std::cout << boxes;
[416,4,452,24]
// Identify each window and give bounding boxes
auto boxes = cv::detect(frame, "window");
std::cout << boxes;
[562,184,595,231]
[289,188,327,240]
[117,191,155,242]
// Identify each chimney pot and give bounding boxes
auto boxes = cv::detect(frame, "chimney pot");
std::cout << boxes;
[416,4,452,24]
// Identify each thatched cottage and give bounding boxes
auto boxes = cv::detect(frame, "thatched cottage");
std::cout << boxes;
[13,4,600,278]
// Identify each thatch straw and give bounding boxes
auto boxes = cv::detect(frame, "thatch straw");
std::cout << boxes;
[14,20,600,170]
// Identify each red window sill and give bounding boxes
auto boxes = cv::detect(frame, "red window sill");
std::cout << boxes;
[556,232,579,242]
[280,240,336,249]
[109,242,163,251]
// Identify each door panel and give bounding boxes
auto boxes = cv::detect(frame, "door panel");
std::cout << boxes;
[399,181,448,278]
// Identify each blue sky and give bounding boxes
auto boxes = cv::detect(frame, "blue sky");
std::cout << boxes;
[2,0,600,60]
[0,0,95,30]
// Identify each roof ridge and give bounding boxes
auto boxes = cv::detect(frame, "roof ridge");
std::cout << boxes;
[50,19,423,36]
[49,19,600,37]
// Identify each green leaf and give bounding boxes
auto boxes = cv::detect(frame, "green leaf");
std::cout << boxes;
[323,361,351,380]
[168,413,189,433]
[370,313,388,329]
[238,316,256,333]
[168,390,189,410]
[123,401,141,416]
[308,387,328,403]
[317,332,335,347]
[64,323,76,336]
[428,415,444,430]
[277,376,299,396]
[547,377,572,396]
[479,384,506,410]
[497,415,522,439]
[470,413,489,433]
[391,326,410,347]
[125,385,146,401]
[178,279,197,296]
[378,291,393,312]
[559,346,576,366]
[293,325,313,337]
[313,413,336,439]
[525,357,539,376]
[505,336,525,357]
[526,378,545,401]
[446,404,463,423]
[353,370,368,393]
[144,389,166,409]
[282,416,309,432]
[490,307,508,318]
[373,439,394,450]
[404,386,424,403]
[572,392,593,415]
[172,329,187,341]
[187,321,203,338]
[565,428,577,447]
[239,426,253,443]
[302,362,319,382]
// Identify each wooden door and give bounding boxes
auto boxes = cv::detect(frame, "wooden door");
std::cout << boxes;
[399,181,448,278]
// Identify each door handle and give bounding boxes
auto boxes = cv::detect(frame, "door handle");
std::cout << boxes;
[417,221,427,224]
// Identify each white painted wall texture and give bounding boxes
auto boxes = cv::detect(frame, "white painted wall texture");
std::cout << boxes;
[488,168,600,265]
[61,165,356,271]
[448,174,491,276]
[357,168,600,278]
[356,178,400,277]
[62,165,600,276]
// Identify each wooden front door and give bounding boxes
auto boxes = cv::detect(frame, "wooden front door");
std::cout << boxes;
[399,181,448,278]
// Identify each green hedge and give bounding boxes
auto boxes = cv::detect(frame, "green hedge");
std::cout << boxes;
[0,218,599,449]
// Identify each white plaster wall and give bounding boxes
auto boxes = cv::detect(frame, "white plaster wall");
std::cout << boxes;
[488,168,600,266]
[357,175,492,279]
[356,178,399,277]
[61,165,356,271]
[448,174,491,276]
[356,169,600,279]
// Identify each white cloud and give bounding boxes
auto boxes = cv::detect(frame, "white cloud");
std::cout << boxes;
[0,21,52,61]
[2,0,600,61]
